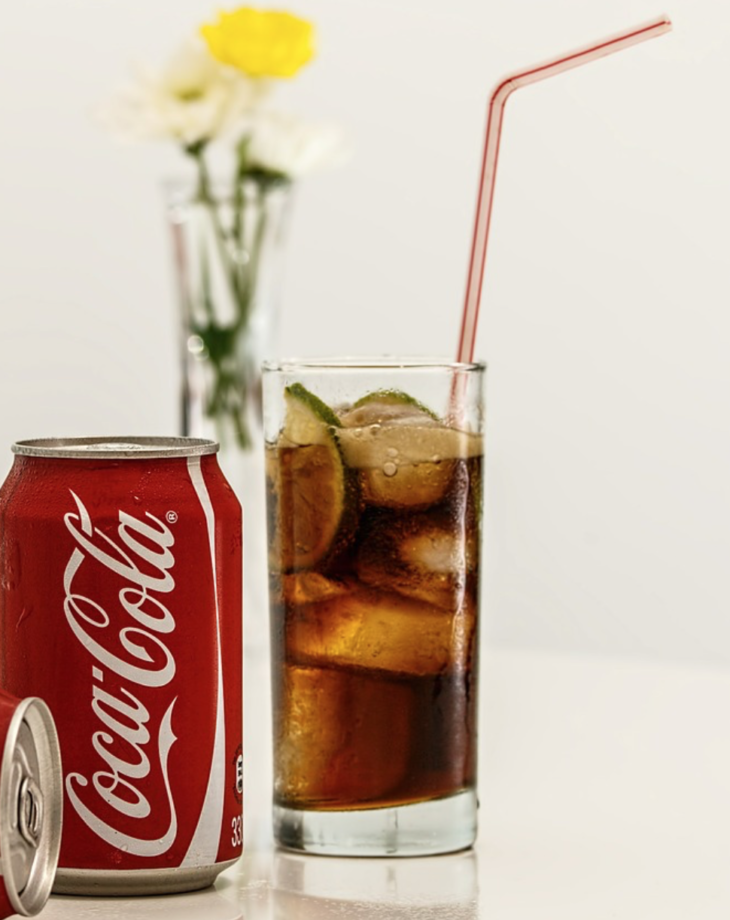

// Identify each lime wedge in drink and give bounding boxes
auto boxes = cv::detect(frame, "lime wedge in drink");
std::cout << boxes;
[267,384,355,572]
[339,389,478,509]
[347,388,438,423]
[281,382,341,445]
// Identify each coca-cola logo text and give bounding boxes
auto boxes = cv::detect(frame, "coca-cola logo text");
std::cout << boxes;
[62,491,179,857]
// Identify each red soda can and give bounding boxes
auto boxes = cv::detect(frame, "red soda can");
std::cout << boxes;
[0,691,62,917]
[0,437,243,895]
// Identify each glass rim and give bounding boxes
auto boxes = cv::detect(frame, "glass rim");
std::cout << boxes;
[262,356,487,372]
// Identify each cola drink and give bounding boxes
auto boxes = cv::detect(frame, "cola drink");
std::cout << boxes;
[0,437,242,894]
[264,363,485,855]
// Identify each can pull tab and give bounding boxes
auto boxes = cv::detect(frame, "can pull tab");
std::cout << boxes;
[18,776,43,848]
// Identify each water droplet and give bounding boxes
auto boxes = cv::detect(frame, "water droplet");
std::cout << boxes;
[383,461,397,477]
[368,424,381,437]
[187,334,206,356]
[431,454,441,463]
[386,447,399,458]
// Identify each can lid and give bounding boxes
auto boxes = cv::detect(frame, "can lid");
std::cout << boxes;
[0,698,62,916]
[12,436,219,459]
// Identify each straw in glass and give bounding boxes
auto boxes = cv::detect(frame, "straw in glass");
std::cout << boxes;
[456,16,672,364]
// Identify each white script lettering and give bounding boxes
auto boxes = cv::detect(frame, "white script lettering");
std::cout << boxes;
[63,491,179,857]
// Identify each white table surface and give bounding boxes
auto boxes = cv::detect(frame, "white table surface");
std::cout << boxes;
[39,648,730,919]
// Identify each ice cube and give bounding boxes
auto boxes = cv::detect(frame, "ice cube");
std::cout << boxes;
[286,589,474,677]
[274,663,413,807]
[280,571,353,607]
[400,519,479,576]
[355,505,478,611]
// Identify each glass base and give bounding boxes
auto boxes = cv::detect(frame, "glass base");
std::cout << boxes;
[273,790,477,856]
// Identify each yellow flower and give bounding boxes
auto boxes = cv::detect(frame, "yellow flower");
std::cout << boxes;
[200,8,315,79]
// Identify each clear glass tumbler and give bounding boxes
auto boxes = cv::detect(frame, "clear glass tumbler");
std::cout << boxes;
[263,358,485,855]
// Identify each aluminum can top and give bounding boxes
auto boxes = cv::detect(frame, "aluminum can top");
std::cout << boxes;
[0,694,63,917]
[11,436,218,460]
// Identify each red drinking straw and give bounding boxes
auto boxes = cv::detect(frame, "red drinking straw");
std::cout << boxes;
[456,16,672,364]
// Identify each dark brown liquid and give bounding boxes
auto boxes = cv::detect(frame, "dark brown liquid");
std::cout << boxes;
[268,439,482,812]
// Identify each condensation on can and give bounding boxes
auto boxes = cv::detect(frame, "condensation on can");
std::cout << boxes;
[0,435,243,896]
[0,692,62,918]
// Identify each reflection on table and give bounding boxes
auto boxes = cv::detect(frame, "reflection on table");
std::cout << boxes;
[226,850,478,920]
[36,649,730,919]
[42,885,242,920]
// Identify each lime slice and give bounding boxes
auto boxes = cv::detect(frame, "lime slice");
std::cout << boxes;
[283,382,341,445]
[267,384,354,572]
[340,389,438,429]
[359,451,455,508]
[352,389,438,417]
[338,388,480,509]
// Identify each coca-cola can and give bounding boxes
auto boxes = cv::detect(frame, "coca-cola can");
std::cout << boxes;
[0,437,243,895]
[0,691,62,917]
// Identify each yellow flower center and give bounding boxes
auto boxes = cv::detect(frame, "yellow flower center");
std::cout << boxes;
[200,7,315,79]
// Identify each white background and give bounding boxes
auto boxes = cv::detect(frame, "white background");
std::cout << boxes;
[1,0,727,667]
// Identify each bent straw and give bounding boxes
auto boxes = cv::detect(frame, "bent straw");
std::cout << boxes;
[457,15,672,364]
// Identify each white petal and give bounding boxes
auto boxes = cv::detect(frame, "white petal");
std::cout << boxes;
[99,38,264,145]
[245,110,350,178]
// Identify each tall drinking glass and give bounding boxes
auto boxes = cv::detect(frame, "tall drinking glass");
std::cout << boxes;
[263,358,485,855]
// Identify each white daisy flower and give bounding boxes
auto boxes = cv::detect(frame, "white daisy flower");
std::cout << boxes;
[101,39,268,147]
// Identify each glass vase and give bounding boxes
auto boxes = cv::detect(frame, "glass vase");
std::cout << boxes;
[167,174,292,654]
